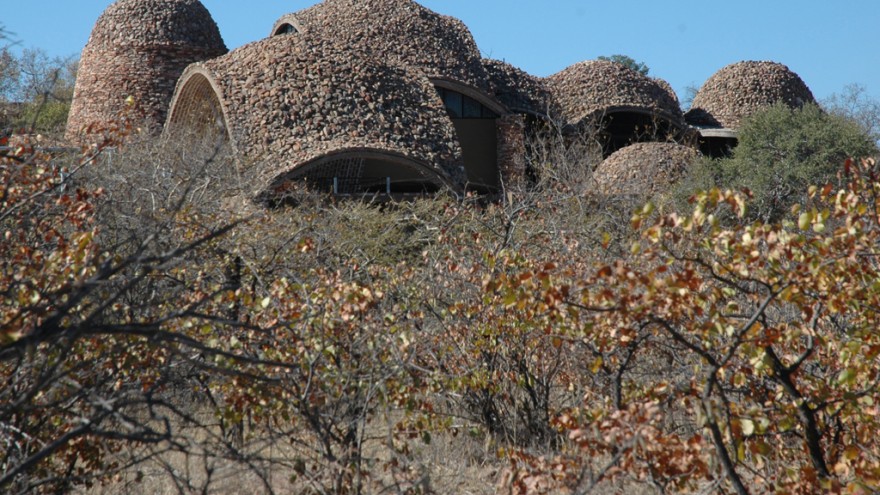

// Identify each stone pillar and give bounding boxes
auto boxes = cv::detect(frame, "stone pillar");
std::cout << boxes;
[496,114,526,191]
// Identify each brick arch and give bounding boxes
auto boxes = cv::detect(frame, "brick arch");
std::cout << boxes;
[270,14,304,36]
[166,65,236,149]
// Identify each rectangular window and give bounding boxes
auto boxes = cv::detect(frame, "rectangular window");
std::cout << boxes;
[463,95,482,118]
[443,90,462,119]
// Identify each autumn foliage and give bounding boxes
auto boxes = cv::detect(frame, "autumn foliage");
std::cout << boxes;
[4,127,880,494]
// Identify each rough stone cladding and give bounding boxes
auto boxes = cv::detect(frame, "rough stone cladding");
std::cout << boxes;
[546,60,684,127]
[66,0,227,141]
[594,142,699,196]
[482,59,556,117]
[686,61,816,130]
[279,0,490,91]
[496,114,527,187]
[179,34,465,189]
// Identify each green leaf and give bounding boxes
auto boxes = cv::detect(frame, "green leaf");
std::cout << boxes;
[798,212,812,230]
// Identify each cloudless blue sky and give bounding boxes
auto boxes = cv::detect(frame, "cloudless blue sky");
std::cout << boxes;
[4,1,880,104]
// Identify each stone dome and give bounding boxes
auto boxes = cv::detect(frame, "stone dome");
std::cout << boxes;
[546,60,684,127]
[482,59,555,117]
[594,142,700,196]
[271,0,490,92]
[685,61,816,130]
[165,34,465,197]
[66,0,227,141]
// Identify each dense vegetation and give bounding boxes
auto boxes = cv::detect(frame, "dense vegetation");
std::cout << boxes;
[3,22,880,492]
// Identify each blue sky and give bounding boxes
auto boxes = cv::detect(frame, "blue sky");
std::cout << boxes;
[4,1,880,105]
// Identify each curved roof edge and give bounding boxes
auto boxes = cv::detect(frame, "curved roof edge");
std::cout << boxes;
[259,147,459,198]
[571,104,687,132]
[430,77,509,116]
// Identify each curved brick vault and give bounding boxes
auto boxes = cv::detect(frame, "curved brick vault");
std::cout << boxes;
[594,142,700,196]
[165,35,466,196]
[272,0,491,94]
[546,60,686,156]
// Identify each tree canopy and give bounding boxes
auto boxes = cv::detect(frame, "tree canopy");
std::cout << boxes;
[597,54,650,76]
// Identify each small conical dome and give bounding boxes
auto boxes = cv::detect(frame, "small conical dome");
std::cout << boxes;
[686,61,815,130]
[66,0,227,142]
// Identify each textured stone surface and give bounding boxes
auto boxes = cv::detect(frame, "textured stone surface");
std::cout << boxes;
[652,77,679,106]
[66,0,227,142]
[482,59,555,117]
[594,142,700,196]
[496,114,527,188]
[685,61,815,130]
[546,60,683,127]
[169,34,465,189]
[277,0,489,92]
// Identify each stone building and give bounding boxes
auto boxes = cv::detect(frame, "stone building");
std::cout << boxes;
[67,0,817,200]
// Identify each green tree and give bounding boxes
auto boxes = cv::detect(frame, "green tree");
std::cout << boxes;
[699,102,876,223]
[598,54,649,76]
[11,48,78,133]
[823,83,880,145]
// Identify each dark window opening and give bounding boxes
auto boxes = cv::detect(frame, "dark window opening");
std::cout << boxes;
[437,88,498,120]
[599,112,677,158]
[275,24,298,35]
[698,136,738,158]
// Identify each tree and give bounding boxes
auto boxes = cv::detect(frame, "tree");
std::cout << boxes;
[696,102,877,223]
[597,54,649,76]
[823,83,880,145]
[9,48,77,133]
[0,48,19,102]
[0,138,241,494]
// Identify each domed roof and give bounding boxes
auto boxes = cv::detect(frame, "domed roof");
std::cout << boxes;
[594,142,699,196]
[83,0,225,48]
[272,0,489,91]
[166,34,465,194]
[482,58,555,117]
[546,60,683,127]
[685,61,816,130]
[66,0,227,141]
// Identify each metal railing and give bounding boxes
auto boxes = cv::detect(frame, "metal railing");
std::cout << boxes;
[331,176,392,195]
